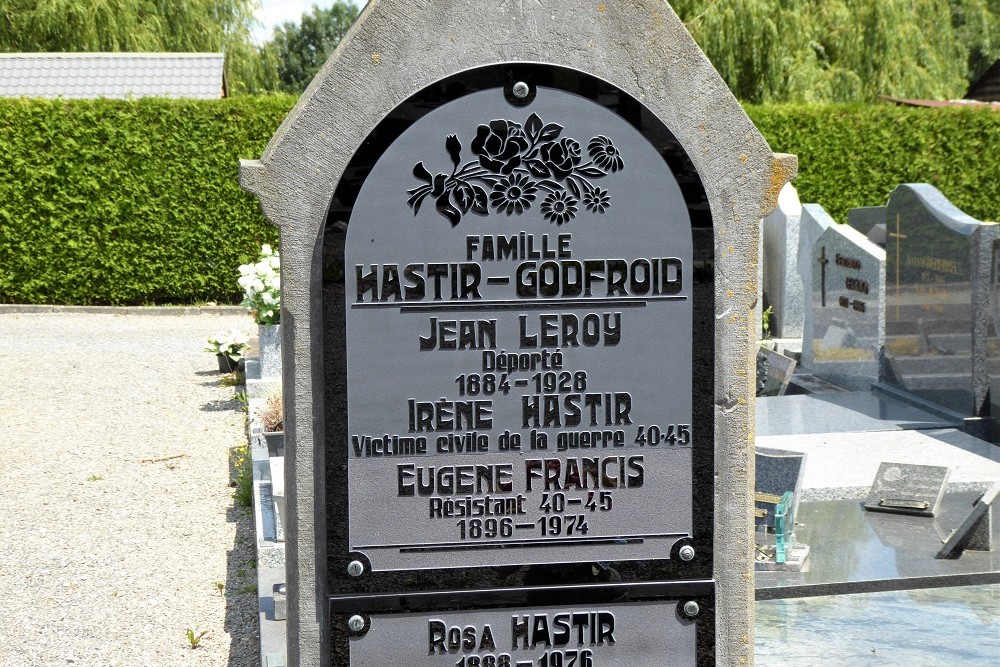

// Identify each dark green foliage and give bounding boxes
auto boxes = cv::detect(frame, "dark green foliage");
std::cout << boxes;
[747,104,1000,223]
[0,96,295,305]
[269,2,359,94]
[674,0,998,103]
[1,98,997,305]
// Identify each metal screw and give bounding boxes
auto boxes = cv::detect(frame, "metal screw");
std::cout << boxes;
[678,545,696,561]
[683,601,700,618]
[347,560,364,577]
[512,82,530,99]
[347,615,365,632]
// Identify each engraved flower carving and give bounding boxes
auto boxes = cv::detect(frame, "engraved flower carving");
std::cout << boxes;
[540,191,579,225]
[408,111,624,226]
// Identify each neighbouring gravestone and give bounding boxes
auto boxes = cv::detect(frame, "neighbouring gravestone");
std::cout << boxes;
[797,205,836,366]
[238,2,794,666]
[878,184,999,428]
[761,184,804,338]
[863,462,950,517]
[801,222,886,391]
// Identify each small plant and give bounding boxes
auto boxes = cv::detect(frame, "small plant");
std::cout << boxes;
[261,391,283,432]
[238,244,281,325]
[219,370,245,387]
[231,445,253,509]
[235,583,258,595]
[214,581,225,596]
[205,329,249,361]
[186,628,208,649]
[761,305,774,339]
[234,391,249,413]
[85,474,103,482]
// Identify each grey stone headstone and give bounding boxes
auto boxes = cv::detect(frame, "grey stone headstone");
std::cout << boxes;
[802,222,886,390]
[798,204,837,364]
[762,183,804,338]
[755,447,806,531]
[238,2,796,665]
[882,184,999,418]
[864,461,950,517]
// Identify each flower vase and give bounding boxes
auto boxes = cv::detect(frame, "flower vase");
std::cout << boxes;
[216,353,238,373]
[258,324,282,380]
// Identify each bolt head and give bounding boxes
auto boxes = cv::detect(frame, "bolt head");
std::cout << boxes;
[512,82,530,99]
[347,560,364,577]
[678,545,696,561]
[683,601,700,618]
[347,615,365,632]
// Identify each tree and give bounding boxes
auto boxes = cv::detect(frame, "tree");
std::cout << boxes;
[674,0,994,103]
[268,2,358,93]
[0,0,272,94]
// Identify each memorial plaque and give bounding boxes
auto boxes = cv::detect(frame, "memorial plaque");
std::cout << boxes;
[804,223,885,391]
[336,599,709,667]
[863,462,950,517]
[326,65,714,628]
[882,184,998,416]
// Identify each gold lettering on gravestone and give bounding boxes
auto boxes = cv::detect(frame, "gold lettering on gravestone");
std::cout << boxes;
[888,214,908,320]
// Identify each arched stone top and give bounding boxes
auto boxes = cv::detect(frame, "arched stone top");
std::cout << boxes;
[240,0,794,234]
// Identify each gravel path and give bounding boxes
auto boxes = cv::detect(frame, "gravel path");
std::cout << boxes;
[0,312,259,667]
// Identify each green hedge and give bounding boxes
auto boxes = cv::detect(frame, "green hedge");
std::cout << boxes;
[0,96,295,305]
[747,104,1000,224]
[1,98,997,305]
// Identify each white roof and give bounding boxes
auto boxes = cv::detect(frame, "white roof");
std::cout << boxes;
[0,53,226,99]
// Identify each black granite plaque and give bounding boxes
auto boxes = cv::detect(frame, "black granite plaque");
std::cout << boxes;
[863,462,949,517]
[321,64,715,665]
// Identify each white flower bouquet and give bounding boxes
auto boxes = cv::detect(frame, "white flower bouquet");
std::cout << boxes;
[238,244,281,325]
[205,329,250,361]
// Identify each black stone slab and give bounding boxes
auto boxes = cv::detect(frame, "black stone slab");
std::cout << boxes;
[755,391,955,437]
[755,491,1000,599]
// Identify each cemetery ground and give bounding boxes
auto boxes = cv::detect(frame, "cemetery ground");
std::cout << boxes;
[0,310,259,667]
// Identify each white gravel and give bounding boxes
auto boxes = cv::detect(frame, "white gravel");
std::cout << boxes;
[0,311,260,667]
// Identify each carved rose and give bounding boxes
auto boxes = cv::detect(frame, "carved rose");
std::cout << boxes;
[539,138,582,180]
[470,120,530,175]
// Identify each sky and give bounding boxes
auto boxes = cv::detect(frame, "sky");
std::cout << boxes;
[253,0,369,44]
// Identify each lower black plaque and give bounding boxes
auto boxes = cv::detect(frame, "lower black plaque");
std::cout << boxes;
[341,600,704,667]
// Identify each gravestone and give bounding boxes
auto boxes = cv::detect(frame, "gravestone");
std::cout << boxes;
[863,462,950,517]
[801,222,886,390]
[761,184,804,338]
[878,184,999,427]
[797,205,837,369]
[239,2,794,665]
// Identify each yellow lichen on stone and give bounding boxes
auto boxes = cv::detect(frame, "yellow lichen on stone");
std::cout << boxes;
[739,154,748,164]
[761,153,798,216]
[598,2,607,12]
[371,53,382,63]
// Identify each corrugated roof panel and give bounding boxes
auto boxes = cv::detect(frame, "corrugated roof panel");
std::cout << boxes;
[0,53,225,99]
